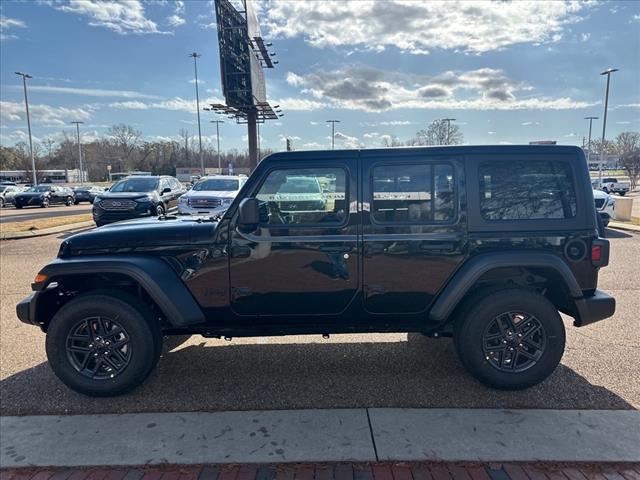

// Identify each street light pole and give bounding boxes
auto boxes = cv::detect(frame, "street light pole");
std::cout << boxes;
[326,120,340,149]
[442,118,456,145]
[70,121,84,183]
[189,52,205,176]
[15,72,37,185]
[584,116,598,166]
[210,120,224,172]
[598,68,618,187]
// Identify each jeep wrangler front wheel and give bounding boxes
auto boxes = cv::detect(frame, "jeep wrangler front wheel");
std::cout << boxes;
[454,288,565,390]
[45,292,161,397]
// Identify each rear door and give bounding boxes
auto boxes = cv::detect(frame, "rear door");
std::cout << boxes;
[228,157,359,316]
[362,154,467,314]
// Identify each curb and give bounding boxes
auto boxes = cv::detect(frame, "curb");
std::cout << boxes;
[0,220,95,240]
[608,221,640,233]
[2,409,639,467]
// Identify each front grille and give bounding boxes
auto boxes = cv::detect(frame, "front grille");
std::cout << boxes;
[594,198,605,209]
[188,197,222,208]
[99,199,137,211]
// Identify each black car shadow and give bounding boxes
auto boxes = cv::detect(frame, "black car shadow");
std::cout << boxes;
[1,334,634,416]
[604,228,634,238]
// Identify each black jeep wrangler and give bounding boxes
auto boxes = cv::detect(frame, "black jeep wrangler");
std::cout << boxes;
[17,145,615,397]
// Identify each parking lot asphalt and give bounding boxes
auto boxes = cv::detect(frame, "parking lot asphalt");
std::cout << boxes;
[0,228,638,415]
[0,204,92,223]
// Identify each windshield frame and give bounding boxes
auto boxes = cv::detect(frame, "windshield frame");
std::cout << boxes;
[192,178,240,192]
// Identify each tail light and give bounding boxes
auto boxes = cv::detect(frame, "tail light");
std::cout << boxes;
[591,238,609,267]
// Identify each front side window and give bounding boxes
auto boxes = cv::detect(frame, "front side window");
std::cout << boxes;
[479,160,577,220]
[255,167,347,226]
[371,163,455,223]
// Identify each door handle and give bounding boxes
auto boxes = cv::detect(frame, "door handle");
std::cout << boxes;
[319,245,353,253]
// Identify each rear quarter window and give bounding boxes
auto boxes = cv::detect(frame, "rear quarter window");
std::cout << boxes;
[479,160,577,220]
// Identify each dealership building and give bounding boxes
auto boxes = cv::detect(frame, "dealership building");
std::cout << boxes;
[0,169,86,183]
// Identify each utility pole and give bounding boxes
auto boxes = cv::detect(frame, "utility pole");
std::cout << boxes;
[15,72,37,185]
[189,52,205,176]
[210,120,224,172]
[584,116,598,166]
[70,121,84,183]
[326,120,340,149]
[441,118,456,145]
[599,68,618,187]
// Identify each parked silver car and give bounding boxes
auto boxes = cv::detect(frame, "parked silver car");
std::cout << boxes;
[178,175,247,215]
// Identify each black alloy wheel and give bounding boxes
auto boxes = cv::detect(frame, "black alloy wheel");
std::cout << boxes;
[66,196,73,206]
[481,311,546,373]
[65,316,132,380]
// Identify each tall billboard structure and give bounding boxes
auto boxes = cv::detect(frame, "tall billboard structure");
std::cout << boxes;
[212,0,280,170]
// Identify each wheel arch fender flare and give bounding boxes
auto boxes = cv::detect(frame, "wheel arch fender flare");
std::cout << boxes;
[37,255,205,327]
[428,252,582,323]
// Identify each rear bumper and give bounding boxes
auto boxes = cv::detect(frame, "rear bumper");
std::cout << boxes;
[573,289,616,327]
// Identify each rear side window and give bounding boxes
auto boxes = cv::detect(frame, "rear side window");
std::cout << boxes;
[371,163,455,223]
[479,160,577,220]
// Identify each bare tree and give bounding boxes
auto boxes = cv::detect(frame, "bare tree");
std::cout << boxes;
[179,129,190,166]
[615,131,640,190]
[41,137,57,168]
[414,119,464,146]
[108,124,142,172]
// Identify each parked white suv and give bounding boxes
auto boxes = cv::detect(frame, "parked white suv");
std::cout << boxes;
[593,189,615,227]
[178,175,247,215]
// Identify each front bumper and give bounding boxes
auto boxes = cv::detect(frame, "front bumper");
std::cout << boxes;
[573,289,616,327]
[93,206,155,225]
[16,292,38,326]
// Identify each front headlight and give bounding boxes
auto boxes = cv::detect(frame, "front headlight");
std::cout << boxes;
[178,196,188,204]
[136,195,154,203]
[222,198,232,205]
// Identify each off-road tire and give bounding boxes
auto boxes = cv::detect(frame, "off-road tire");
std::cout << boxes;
[454,288,565,390]
[45,291,162,397]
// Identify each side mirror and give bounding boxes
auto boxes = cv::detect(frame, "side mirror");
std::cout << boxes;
[238,198,260,226]
[104,187,109,191]
[162,187,172,194]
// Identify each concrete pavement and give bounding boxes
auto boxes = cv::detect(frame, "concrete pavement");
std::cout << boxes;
[2,409,639,467]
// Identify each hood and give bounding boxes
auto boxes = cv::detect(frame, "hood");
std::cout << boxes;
[96,191,157,200]
[592,189,609,200]
[59,215,219,257]
[184,190,237,199]
[15,192,48,198]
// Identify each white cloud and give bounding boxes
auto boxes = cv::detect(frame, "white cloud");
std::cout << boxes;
[334,131,362,149]
[488,131,496,135]
[55,0,169,35]
[301,142,324,150]
[521,121,542,126]
[167,0,185,26]
[109,96,224,112]
[361,120,414,127]
[616,103,640,109]
[7,85,160,99]
[1,129,41,145]
[189,78,206,85]
[0,101,93,127]
[264,1,591,54]
[286,66,596,112]
[580,33,591,42]
[272,98,327,111]
[0,15,27,41]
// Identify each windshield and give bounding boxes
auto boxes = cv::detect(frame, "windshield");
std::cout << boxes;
[26,186,52,192]
[192,179,239,192]
[109,178,159,193]
[0,186,7,193]
[280,177,320,194]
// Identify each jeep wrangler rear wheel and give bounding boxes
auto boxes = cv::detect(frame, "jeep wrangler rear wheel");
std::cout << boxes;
[454,288,565,390]
[45,292,161,397]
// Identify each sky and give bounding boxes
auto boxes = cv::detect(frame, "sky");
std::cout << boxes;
[1,0,639,152]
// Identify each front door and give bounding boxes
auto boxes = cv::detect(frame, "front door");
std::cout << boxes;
[229,158,359,317]
[362,155,467,314]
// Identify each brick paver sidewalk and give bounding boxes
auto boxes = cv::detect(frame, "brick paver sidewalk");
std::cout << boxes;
[1,463,639,480]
